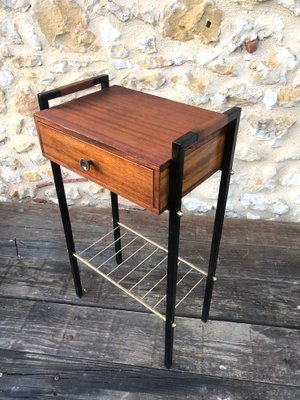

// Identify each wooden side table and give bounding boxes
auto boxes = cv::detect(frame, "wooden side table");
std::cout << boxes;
[34,74,241,368]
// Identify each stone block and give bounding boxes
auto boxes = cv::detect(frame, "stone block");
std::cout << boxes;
[137,36,157,54]
[138,56,173,69]
[281,168,300,186]
[251,48,297,84]
[18,185,37,200]
[49,61,69,73]
[240,193,289,215]
[0,182,8,195]
[0,0,31,11]
[112,59,132,69]
[1,167,22,183]
[182,196,212,213]
[0,44,13,58]
[22,171,42,182]
[21,20,43,51]
[220,83,262,106]
[277,0,300,15]
[100,20,120,43]
[12,55,42,68]
[263,89,277,109]
[0,70,14,88]
[132,3,157,25]
[278,87,300,107]
[235,146,261,161]
[247,113,296,146]
[65,185,81,200]
[122,73,166,91]
[110,43,129,58]
[10,135,34,153]
[246,165,277,192]
[29,150,47,165]
[161,0,222,43]
[108,1,131,22]
[0,89,6,114]
[15,86,39,116]
[171,72,210,104]
[205,56,234,75]
[0,21,23,44]
[224,19,253,53]
[35,0,96,52]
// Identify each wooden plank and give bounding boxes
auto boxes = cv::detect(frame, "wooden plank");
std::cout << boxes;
[0,297,299,386]
[1,233,298,283]
[0,234,299,328]
[2,202,299,282]
[0,349,299,400]
[2,203,299,248]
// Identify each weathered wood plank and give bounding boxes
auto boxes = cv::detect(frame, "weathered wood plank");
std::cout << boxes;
[1,234,299,281]
[0,237,299,329]
[1,202,300,397]
[0,297,299,385]
[0,349,299,400]
[2,202,300,248]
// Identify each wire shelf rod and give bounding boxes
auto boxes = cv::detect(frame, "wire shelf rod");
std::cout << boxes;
[153,265,192,309]
[73,253,166,321]
[175,275,206,309]
[97,237,138,270]
[117,248,159,284]
[79,226,119,255]
[128,255,168,292]
[107,242,148,277]
[140,273,167,300]
[88,232,127,262]
[118,222,207,276]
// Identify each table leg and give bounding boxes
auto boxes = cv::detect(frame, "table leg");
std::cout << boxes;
[165,208,181,368]
[51,161,83,297]
[201,167,231,322]
[110,192,122,264]
[165,131,198,368]
[201,109,241,322]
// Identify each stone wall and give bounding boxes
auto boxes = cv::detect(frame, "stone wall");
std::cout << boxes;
[0,0,299,221]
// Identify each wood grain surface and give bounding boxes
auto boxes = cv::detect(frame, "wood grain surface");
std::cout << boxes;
[35,85,231,213]
[1,203,299,399]
[1,350,299,400]
[38,122,155,212]
[34,85,227,170]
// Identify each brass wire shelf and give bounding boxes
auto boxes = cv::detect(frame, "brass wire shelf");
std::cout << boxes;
[74,222,207,321]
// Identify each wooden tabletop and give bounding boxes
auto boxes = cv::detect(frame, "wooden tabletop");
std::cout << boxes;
[35,85,227,170]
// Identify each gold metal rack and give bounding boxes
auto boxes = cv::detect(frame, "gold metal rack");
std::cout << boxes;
[74,222,207,322]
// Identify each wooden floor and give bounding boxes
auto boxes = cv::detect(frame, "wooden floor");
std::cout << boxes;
[0,202,299,399]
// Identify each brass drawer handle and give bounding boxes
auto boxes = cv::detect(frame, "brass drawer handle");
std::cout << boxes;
[79,158,92,172]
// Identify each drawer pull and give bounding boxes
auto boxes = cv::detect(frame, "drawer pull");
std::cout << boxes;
[79,158,92,172]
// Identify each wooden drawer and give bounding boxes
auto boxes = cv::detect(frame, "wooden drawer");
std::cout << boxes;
[37,123,154,211]
[35,85,229,214]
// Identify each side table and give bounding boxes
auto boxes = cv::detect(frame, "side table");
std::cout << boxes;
[34,74,241,368]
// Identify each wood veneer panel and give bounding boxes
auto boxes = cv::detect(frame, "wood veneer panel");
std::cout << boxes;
[34,85,227,170]
[158,129,227,211]
[37,122,154,212]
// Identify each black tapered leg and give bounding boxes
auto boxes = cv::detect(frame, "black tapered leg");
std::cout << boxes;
[165,209,181,368]
[165,132,198,369]
[51,161,83,297]
[201,168,231,322]
[110,192,122,264]
[201,109,241,322]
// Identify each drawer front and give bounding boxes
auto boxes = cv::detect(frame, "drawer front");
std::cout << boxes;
[37,123,154,210]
